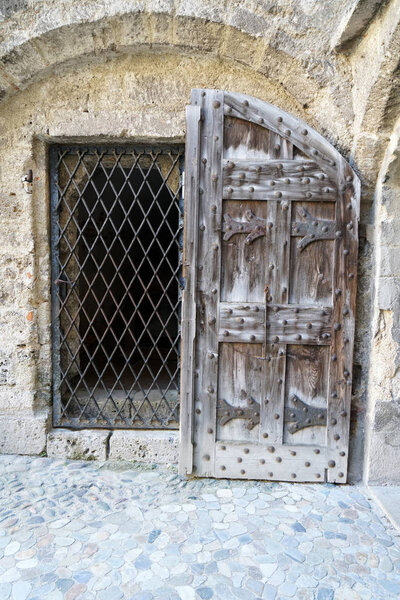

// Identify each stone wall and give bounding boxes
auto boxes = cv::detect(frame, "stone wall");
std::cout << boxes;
[0,0,399,482]
[364,117,400,483]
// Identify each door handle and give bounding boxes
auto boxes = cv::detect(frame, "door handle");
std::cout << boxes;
[55,277,74,302]
[55,278,73,286]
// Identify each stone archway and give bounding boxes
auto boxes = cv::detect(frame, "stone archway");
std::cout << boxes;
[365,115,400,484]
[0,5,355,149]
[2,40,354,460]
[0,1,399,482]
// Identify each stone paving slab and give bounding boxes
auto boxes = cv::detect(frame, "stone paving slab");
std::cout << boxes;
[368,486,400,533]
[0,455,400,600]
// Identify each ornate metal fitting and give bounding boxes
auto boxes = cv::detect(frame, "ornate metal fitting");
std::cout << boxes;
[285,394,327,434]
[223,210,266,245]
[291,207,335,251]
[22,170,33,194]
[217,390,260,430]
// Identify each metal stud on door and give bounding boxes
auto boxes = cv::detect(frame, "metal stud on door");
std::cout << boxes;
[179,90,359,483]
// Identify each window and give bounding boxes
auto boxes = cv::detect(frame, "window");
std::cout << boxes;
[51,145,184,428]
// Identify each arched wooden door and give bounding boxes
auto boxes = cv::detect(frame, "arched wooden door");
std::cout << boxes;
[180,89,359,483]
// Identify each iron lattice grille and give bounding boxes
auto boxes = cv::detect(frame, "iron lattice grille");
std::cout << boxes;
[50,145,184,429]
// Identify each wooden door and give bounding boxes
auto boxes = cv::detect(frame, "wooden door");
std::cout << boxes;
[180,89,359,483]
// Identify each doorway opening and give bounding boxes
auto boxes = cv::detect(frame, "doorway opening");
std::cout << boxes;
[51,145,184,429]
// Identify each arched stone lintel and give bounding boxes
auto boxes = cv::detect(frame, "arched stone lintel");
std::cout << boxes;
[0,12,351,148]
[0,3,399,207]
[1,4,399,205]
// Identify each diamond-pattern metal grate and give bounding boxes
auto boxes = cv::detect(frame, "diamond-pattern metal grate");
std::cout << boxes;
[50,145,184,429]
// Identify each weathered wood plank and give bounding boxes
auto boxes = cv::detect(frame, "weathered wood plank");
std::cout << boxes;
[217,343,263,443]
[223,159,337,201]
[263,341,286,444]
[269,131,292,160]
[221,201,268,302]
[267,304,332,345]
[289,202,335,306]
[219,302,265,343]
[284,345,330,447]
[224,116,270,160]
[215,442,330,482]
[327,161,360,483]
[223,91,338,178]
[179,105,201,476]
[219,302,332,345]
[191,89,224,478]
[262,134,293,444]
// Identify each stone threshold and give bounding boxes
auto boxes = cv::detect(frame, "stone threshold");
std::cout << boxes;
[368,485,400,533]
[47,428,179,464]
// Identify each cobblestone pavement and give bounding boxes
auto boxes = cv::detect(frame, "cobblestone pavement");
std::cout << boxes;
[0,456,400,600]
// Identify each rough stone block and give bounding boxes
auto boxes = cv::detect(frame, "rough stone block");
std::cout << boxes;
[379,246,400,277]
[47,428,110,461]
[0,40,48,90]
[173,16,224,52]
[0,413,48,455]
[367,431,400,484]
[112,12,154,47]
[0,389,37,413]
[377,276,400,310]
[109,430,178,464]
[219,26,264,68]
[0,353,14,385]
[381,221,400,247]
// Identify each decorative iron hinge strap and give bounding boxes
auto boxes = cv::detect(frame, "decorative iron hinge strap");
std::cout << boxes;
[285,394,327,434]
[218,391,260,430]
[223,210,266,245]
[291,207,335,251]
